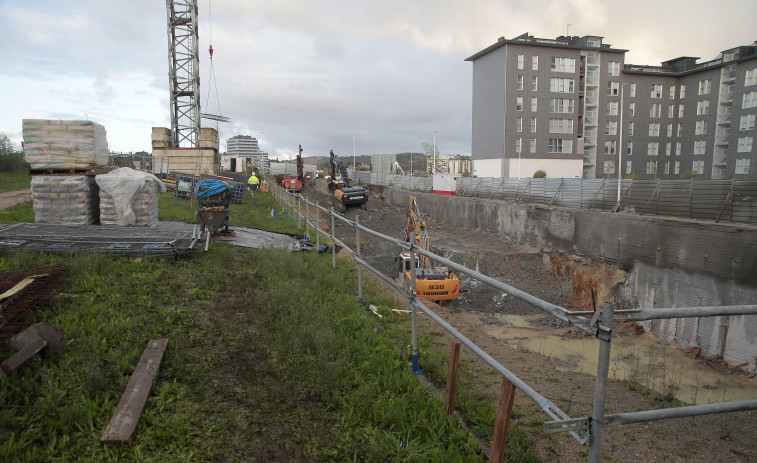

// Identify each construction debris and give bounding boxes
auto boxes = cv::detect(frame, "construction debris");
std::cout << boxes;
[1,323,66,380]
[101,338,169,446]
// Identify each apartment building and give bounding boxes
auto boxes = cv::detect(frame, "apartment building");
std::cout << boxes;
[222,135,269,173]
[466,33,757,179]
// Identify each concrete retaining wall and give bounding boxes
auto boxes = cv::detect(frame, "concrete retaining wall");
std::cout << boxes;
[383,188,757,370]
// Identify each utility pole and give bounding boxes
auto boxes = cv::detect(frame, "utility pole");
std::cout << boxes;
[433,131,437,175]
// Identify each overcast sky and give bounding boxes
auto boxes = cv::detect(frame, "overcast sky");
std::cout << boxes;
[2,0,755,160]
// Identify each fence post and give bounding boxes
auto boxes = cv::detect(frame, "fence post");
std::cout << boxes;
[331,207,336,273]
[316,201,320,248]
[409,232,422,374]
[306,199,310,238]
[444,341,462,414]
[297,196,302,234]
[588,302,615,463]
[356,215,363,306]
[490,377,517,463]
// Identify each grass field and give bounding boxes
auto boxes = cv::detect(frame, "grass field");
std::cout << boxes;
[0,170,31,192]
[0,186,536,462]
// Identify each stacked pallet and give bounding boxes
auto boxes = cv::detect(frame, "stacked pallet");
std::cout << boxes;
[151,127,172,149]
[199,127,219,151]
[96,168,166,227]
[22,119,109,170]
[31,176,100,225]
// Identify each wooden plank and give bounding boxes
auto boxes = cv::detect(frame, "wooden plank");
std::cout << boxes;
[0,336,47,379]
[443,341,462,414]
[100,338,169,446]
[489,377,517,463]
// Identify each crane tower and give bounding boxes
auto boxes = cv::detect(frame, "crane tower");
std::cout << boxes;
[165,0,200,148]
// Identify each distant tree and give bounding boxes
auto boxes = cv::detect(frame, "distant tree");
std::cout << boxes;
[533,170,547,178]
[682,170,697,179]
[0,135,14,157]
[422,142,442,158]
[0,134,26,172]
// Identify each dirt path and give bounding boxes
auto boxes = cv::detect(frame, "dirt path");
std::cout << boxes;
[0,188,31,210]
[300,179,757,462]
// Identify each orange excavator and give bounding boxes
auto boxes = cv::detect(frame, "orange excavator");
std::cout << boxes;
[397,196,460,303]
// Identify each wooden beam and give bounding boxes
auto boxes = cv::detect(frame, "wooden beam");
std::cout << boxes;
[101,338,169,446]
[0,336,47,379]
[444,341,462,414]
[490,377,517,463]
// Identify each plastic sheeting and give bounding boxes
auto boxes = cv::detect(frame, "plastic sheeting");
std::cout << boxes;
[96,168,166,226]
[22,119,110,169]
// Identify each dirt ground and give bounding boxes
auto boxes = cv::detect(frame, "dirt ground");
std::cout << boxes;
[297,179,757,463]
[0,188,31,210]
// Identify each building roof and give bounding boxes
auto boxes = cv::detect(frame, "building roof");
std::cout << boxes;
[465,32,628,61]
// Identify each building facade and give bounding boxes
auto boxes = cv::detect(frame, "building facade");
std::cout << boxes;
[222,135,269,173]
[467,33,757,179]
[426,155,472,175]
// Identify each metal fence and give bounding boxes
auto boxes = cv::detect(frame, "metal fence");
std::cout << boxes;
[270,182,757,463]
[349,171,757,225]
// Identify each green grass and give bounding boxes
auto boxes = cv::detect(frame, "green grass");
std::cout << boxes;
[1,188,537,462]
[0,200,34,223]
[0,170,31,191]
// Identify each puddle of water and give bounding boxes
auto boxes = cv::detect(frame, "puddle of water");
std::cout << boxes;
[485,314,757,405]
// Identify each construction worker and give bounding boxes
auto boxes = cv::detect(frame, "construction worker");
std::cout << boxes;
[248,172,260,198]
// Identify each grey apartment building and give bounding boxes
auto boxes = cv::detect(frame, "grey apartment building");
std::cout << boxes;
[466,33,757,179]
[222,135,269,173]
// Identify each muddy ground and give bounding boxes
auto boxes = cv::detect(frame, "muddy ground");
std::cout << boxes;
[296,179,757,463]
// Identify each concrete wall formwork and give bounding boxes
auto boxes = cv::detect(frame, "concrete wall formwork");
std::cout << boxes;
[382,188,757,370]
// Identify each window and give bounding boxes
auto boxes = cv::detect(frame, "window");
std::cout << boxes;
[606,101,618,116]
[530,117,537,132]
[678,104,684,118]
[626,160,632,174]
[677,123,683,137]
[605,120,617,135]
[698,79,711,95]
[532,76,538,91]
[650,103,661,118]
[630,83,636,98]
[516,96,523,111]
[736,158,751,174]
[664,161,670,175]
[665,143,671,156]
[741,114,756,131]
[695,120,708,135]
[517,54,524,69]
[550,78,574,93]
[674,161,680,174]
[692,160,704,174]
[738,136,754,152]
[746,68,757,86]
[667,105,674,118]
[646,161,657,175]
[548,138,573,153]
[651,84,663,98]
[608,61,620,76]
[648,123,660,137]
[530,138,536,153]
[697,100,710,115]
[608,81,620,96]
[604,161,616,174]
[669,86,675,99]
[517,75,523,90]
[667,124,673,137]
[647,142,659,156]
[532,56,539,71]
[676,142,681,156]
[604,140,616,154]
[679,84,686,98]
[549,119,573,133]
[628,121,634,136]
[549,98,574,113]
[516,117,522,132]
[551,57,576,73]
[694,140,706,155]
[515,138,522,153]
[743,91,757,109]
[627,141,633,155]
[629,102,635,116]
[531,97,538,112]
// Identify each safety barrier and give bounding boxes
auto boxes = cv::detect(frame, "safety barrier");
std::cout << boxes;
[269,182,757,463]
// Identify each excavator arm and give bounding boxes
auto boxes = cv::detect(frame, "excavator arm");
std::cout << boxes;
[405,196,430,269]
[329,150,351,186]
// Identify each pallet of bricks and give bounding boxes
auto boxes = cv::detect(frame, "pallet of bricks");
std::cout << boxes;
[151,126,220,182]
[23,119,110,225]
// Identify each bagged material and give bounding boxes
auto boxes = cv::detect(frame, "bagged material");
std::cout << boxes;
[23,119,109,169]
[31,176,100,225]
[96,168,166,226]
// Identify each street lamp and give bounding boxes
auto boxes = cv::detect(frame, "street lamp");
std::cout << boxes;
[617,84,625,204]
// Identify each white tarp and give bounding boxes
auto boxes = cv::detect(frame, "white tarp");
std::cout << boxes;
[96,168,166,226]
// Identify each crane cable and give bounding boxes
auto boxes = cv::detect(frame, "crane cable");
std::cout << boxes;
[204,0,222,128]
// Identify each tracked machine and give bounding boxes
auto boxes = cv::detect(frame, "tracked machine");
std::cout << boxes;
[327,150,368,213]
[281,144,304,192]
[397,196,460,303]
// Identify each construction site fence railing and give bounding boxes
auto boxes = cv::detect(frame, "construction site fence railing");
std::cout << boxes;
[349,171,757,225]
[269,181,757,463]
